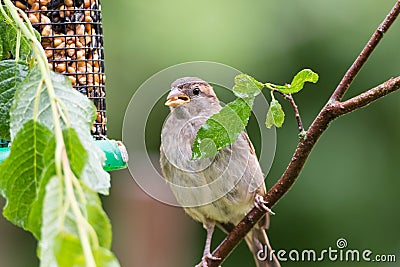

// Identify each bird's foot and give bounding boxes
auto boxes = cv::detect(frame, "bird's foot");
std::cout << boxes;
[254,194,275,215]
[195,254,221,267]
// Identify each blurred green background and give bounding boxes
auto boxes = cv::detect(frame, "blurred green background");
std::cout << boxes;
[1,0,400,266]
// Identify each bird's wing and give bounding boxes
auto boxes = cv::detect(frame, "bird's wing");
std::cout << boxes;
[240,131,267,195]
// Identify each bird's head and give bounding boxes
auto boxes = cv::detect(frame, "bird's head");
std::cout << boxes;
[165,77,217,110]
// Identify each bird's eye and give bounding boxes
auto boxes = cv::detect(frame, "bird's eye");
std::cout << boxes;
[193,87,201,95]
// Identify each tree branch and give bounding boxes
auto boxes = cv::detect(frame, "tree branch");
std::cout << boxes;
[207,1,400,266]
[333,76,400,116]
[330,0,400,102]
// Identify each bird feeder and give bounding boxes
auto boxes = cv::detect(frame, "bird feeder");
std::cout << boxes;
[4,0,128,170]
[13,0,106,138]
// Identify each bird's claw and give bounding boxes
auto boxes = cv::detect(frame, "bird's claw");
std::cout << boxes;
[195,254,221,267]
[254,194,275,215]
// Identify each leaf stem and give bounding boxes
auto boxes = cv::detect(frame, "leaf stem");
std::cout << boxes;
[61,150,96,267]
[280,93,305,134]
[268,86,305,134]
[15,29,21,61]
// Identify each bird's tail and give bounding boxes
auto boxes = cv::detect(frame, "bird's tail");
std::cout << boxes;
[244,227,280,267]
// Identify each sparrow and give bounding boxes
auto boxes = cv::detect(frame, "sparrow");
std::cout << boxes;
[160,77,280,267]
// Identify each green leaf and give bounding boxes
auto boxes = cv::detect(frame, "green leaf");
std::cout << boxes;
[0,120,53,228]
[0,9,9,59]
[53,234,119,267]
[10,68,110,194]
[54,233,86,266]
[192,97,254,159]
[275,69,319,94]
[265,99,285,128]
[26,135,56,239]
[0,60,29,139]
[0,7,32,60]
[26,128,87,239]
[232,74,264,98]
[64,128,88,177]
[40,176,119,267]
[195,138,217,159]
[94,248,121,267]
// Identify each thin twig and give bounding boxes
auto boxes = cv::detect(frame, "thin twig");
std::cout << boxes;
[207,1,400,266]
[330,0,400,102]
[281,93,305,133]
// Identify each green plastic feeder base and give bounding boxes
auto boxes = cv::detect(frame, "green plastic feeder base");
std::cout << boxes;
[0,140,128,172]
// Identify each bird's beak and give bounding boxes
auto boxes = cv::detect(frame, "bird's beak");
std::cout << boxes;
[165,88,190,107]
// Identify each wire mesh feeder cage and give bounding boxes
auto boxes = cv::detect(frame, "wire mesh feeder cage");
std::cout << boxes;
[13,0,106,139]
